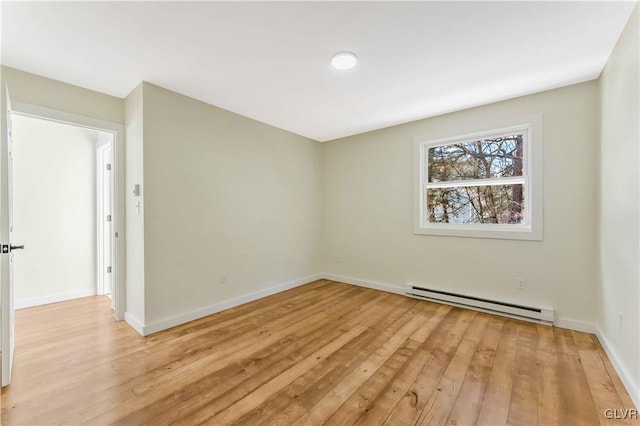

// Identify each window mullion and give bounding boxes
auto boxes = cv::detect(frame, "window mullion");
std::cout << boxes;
[425,176,526,189]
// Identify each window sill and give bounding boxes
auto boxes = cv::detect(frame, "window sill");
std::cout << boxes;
[414,224,542,241]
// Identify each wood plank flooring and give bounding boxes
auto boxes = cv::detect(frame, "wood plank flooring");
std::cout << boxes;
[0,280,637,425]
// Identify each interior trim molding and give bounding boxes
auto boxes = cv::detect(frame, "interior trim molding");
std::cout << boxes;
[322,272,599,328]
[125,270,639,410]
[596,327,640,410]
[15,289,97,310]
[554,317,597,334]
[137,273,323,336]
[322,272,639,408]
[321,273,405,296]
[124,311,145,336]
[125,273,640,408]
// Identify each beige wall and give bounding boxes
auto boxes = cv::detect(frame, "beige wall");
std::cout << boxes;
[141,83,322,326]
[0,66,123,125]
[0,67,125,361]
[12,115,98,307]
[322,81,600,326]
[599,4,640,405]
[124,83,145,325]
[0,29,637,403]
[0,67,324,332]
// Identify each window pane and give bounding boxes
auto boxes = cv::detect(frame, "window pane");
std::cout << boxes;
[426,184,525,224]
[428,134,524,182]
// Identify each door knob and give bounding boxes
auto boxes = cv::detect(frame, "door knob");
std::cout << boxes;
[1,244,24,253]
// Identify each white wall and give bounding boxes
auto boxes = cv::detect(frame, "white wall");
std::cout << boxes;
[322,81,600,327]
[12,114,97,307]
[598,4,640,407]
[140,83,322,328]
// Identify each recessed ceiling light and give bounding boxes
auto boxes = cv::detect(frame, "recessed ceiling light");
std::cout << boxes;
[331,51,358,70]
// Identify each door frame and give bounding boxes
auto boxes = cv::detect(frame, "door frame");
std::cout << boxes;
[1,86,15,386]
[11,102,126,321]
[96,139,113,298]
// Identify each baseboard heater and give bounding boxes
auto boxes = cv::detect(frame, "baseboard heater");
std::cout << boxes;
[406,284,554,325]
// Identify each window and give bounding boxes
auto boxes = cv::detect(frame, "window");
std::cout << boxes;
[414,116,542,240]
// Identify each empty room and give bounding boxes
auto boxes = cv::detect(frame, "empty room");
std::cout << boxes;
[0,1,639,425]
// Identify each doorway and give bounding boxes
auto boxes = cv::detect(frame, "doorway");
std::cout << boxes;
[12,114,113,309]
[1,99,125,386]
[11,114,114,309]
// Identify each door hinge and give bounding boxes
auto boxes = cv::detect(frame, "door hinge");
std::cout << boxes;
[106,163,112,171]
[107,266,112,273]
[106,215,112,222]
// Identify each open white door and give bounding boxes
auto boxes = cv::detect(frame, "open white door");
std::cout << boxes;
[98,141,115,309]
[1,87,21,386]
[106,147,114,309]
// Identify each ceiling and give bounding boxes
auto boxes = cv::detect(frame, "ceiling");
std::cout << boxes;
[1,1,636,142]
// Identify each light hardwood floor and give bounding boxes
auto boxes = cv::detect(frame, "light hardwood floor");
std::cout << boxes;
[1,280,637,425]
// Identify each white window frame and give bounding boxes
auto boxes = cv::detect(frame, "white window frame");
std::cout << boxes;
[413,114,543,240]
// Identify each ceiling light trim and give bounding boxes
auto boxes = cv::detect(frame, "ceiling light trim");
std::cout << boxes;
[330,51,358,71]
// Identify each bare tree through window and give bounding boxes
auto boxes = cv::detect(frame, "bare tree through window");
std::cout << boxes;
[425,134,525,224]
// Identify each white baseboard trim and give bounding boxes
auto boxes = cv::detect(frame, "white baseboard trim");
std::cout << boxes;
[554,317,598,334]
[15,289,97,309]
[321,273,405,296]
[596,328,640,410]
[139,273,323,336]
[124,312,145,336]
[323,273,601,331]
[121,270,640,409]
[322,273,640,408]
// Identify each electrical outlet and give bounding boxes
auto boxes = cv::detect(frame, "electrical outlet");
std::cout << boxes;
[336,256,342,264]
[516,277,527,290]
[220,273,227,285]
